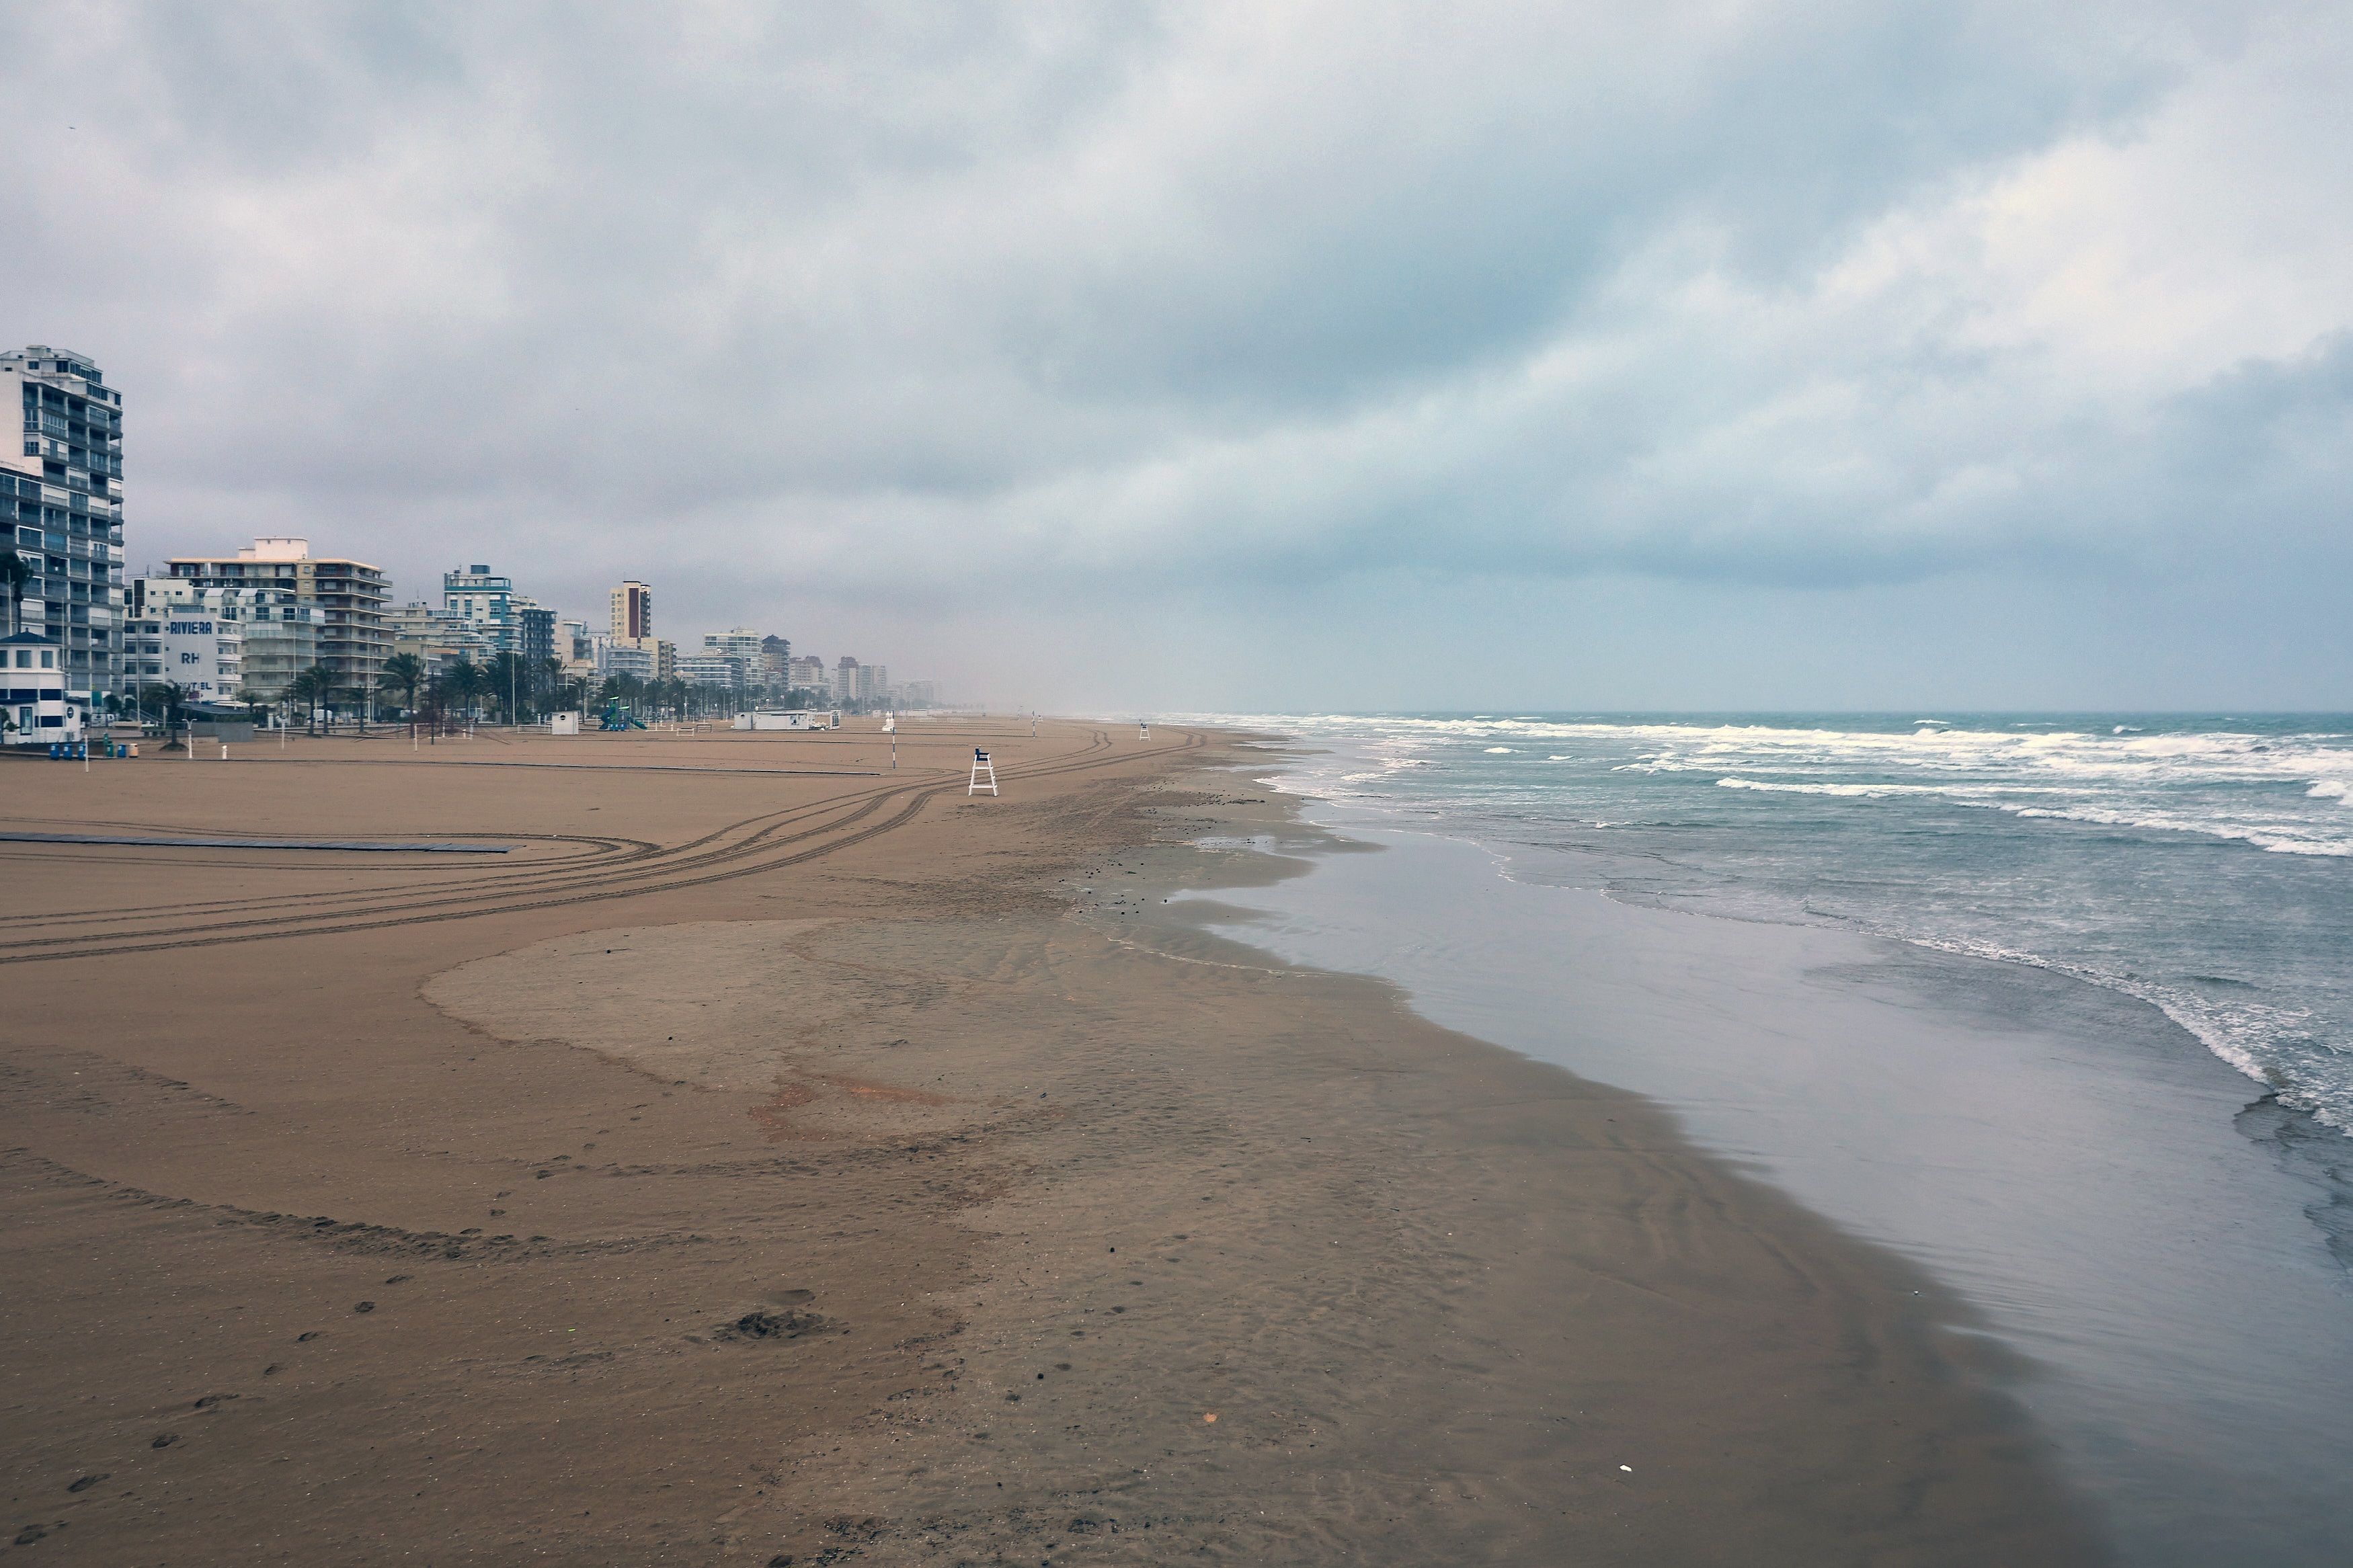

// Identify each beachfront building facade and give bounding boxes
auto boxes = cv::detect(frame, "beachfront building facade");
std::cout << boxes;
[677,654,746,689]
[760,634,789,690]
[389,602,493,681]
[166,538,391,704]
[122,604,243,703]
[600,641,656,682]
[557,616,602,679]
[786,655,828,696]
[703,628,762,667]
[3,346,126,699]
[130,577,323,701]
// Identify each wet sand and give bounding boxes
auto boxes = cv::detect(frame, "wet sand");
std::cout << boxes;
[0,720,2102,1563]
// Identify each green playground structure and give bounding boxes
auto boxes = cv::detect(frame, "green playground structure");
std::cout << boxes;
[598,700,647,731]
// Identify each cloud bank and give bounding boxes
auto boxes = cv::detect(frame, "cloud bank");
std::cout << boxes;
[5,1,2348,707]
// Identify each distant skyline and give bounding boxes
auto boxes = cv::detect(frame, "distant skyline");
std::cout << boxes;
[6,3,2349,710]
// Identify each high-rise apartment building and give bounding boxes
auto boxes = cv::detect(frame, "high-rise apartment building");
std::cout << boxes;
[167,538,389,701]
[600,641,656,682]
[3,345,126,696]
[760,634,790,689]
[441,565,555,669]
[610,580,653,641]
[389,602,492,681]
[513,602,555,667]
[444,564,514,647]
[703,628,762,665]
[676,654,744,689]
[556,616,602,679]
[786,655,827,693]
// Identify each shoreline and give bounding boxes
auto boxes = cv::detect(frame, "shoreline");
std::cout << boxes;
[0,720,2106,1563]
[1196,739,2353,1567]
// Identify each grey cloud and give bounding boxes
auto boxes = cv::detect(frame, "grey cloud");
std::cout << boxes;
[3,0,2346,705]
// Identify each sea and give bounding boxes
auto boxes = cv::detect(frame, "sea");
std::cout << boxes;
[1173,713,2353,1566]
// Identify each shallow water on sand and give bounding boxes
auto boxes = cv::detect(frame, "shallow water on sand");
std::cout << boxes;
[1180,725,2353,1567]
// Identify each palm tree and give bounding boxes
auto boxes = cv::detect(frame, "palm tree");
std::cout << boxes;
[233,680,274,730]
[0,549,31,638]
[378,653,425,735]
[486,650,528,725]
[444,657,486,725]
[286,664,340,735]
[539,656,566,716]
[140,680,190,749]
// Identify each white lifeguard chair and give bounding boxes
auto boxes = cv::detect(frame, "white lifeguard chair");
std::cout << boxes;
[1138,719,1150,739]
[969,747,998,796]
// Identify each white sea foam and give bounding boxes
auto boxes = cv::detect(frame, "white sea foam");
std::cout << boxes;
[1196,710,2353,1143]
[1716,777,1939,798]
[2000,803,2352,857]
[1209,713,2353,858]
[1891,930,2350,1134]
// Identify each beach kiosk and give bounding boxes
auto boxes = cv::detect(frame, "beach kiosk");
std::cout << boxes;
[734,709,834,731]
[1,632,76,749]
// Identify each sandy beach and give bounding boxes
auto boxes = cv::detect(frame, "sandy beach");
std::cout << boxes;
[0,718,2102,1565]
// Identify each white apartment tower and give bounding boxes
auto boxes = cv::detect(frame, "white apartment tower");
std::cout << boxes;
[3,346,126,696]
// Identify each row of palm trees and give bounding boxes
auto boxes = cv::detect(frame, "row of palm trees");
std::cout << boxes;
[362,655,758,729]
[122,655,767,743]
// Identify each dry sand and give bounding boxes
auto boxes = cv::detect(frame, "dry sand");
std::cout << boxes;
[0,719,2105,1563]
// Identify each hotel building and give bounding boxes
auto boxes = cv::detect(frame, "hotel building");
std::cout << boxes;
[121,603,243,703]
[131,577,323,700]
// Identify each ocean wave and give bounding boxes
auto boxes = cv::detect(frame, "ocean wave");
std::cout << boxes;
[1716,777,1940,798]
[1999,804,2352,857]
[1236,714,2353,1142]
[1890,931,2350,1135]
[1321,723,2325,794]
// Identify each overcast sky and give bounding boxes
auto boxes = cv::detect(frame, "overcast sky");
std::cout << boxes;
[6,1,2348,710]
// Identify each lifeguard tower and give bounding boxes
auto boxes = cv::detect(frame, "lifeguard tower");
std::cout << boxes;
[969,747,998,796]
